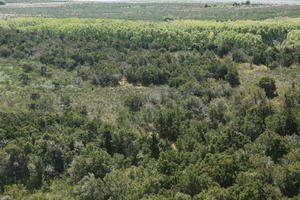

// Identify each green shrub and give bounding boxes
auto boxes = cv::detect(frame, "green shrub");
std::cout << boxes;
[124,93,145,112]
[258,77,277,98]
[0,46,11,57]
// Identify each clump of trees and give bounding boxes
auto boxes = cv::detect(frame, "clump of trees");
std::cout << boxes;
[233,1,251,6]
[259,77,277,98]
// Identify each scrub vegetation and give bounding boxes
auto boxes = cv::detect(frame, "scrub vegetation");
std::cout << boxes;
[0,3,300,200]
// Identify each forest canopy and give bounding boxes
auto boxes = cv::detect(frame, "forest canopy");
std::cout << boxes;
[0,16,299,199]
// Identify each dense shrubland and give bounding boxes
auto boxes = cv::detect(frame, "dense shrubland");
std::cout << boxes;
[0,17,299,199]
[2,18,300,68]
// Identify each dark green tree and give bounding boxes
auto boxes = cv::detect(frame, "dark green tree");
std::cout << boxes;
[258,77,277,98]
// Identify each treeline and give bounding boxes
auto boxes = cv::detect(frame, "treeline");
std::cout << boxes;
[0,26,242,88]
[0,18,299,199]
[2,18,300,68]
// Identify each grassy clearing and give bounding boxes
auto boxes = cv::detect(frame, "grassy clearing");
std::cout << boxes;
[0,58,169,123]
[1,2,300,20]
[1,56,298,124]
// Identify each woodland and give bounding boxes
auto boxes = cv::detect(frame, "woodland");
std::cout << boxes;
[0,6,299,200]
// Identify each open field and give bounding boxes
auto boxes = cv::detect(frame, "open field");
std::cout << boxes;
[1,2,300,20]
[2,0,300,4]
